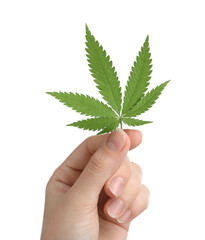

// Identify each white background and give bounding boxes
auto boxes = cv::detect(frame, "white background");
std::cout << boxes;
[0,0,205,239]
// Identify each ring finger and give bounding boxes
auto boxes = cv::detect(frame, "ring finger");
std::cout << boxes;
[117,184,150,224]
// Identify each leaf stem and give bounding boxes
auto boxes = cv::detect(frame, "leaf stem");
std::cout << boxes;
[119,116,122,129]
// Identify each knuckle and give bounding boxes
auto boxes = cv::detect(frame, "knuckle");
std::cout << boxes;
[141,185,150,209]
[131,185,150,218]
[143,184,150,199]
[131,162,143,179]
[45,178,53,194]
[125,156,132,173]
[50,168,60,181]
[143,199,149,210]
[45,169,60,193]
[85,135,95,143]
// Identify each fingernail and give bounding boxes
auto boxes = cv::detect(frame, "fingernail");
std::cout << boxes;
[117,209,131,223]
[107,199,123,218]
[109,177,124,197]
[107,128,126,152]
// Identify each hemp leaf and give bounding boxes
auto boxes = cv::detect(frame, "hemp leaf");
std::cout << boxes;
[46,24,170,135]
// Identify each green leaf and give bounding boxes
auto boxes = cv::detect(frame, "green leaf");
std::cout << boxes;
[122,36,152,115]
[46,25,170,134]
[85,24,122,115]
[124,80,170,117]
[122,117,152,126]
[67,117,119,131]
[46,92,117,117]
[97,120,120,135]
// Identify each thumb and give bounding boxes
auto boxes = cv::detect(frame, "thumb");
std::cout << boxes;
[70,129,130,204]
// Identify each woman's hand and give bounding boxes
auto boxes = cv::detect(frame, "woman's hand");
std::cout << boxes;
[41,129,150,240]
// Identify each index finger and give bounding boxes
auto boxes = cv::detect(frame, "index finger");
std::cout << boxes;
[63,129,142,171]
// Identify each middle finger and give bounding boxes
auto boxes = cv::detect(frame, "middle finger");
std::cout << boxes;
[104,162,142,220]
[104,155,132,198]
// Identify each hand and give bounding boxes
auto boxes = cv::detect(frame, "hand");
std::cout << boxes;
[40,129,150,240]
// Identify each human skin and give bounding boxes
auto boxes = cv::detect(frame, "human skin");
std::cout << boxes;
[40,129,150,240]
